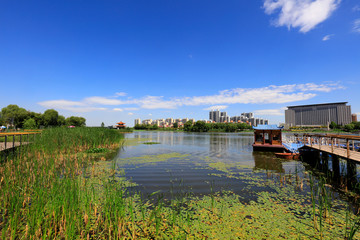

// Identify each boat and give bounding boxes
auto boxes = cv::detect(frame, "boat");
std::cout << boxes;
[252,125,286,152]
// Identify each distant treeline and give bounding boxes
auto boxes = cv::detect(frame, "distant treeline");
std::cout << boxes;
[184,121,252,132]
[329,121,360,132]
[0,104,86,129]
[134,121,252,132]
[134,124,160,130]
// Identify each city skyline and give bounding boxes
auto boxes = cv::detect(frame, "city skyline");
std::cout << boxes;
[0,1,359,126]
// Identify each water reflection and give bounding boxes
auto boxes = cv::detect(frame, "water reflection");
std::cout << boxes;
[118,131,360,201]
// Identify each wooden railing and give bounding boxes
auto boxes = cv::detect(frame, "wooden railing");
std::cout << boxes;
[0,132,41,152]
[302,134,360,161]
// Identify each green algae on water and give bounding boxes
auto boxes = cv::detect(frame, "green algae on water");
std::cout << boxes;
[117,152,190,166]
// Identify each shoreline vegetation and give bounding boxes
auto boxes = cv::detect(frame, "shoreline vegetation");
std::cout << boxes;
[134,120,360,134]
[1,128,360,239]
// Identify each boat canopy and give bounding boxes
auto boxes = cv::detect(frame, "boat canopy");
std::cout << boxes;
[253,124,283,130]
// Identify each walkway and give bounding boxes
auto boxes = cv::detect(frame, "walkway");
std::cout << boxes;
[302,134,360,162]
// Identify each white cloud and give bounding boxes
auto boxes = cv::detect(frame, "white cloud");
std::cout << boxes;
[128,112,134,116]
[85,96,124,105]
[353,19,360,33]
[124,107,139,111]
[322,34,334,41]
[38,82,345,112]
[254,107,287,116]
[115,92,127,97]
[353,5,360,12]
[38,100,107,113]
[203,105,229,111]
[263,0,341,33]
[113,108,123,112]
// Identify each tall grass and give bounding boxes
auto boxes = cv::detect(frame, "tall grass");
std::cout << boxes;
[0,127,124,239]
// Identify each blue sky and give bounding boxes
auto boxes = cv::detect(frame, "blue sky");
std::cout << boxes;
[1,0,359,126]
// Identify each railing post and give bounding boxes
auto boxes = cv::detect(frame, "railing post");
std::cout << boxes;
[310,137,313,147]
[347,139,350,159]
[4,135,7,150]
[319,137,321,150]
[352,140,355,151]
[12,134,15,153]
[331,138,334,153]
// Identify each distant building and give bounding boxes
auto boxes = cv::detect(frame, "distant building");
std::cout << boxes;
[209,110,220,123]
[285,102,352,127]
[134,118,141,125]
[116,121,126,129]
[352,114,358,122]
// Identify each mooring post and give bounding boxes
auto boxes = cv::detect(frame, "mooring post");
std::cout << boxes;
[321,151,329,172]
[332,155,340,181]
[319,137,321,150]
[347,139,350,159]
[331,137,334,153]
[347,160,357,190]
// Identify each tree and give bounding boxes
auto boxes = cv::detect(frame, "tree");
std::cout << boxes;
[23,118,37,129]
[42,109,59,127]
[28,111,43,127]
[184,121,193,131]
[65,116,86,127]
[1,104,28,128]
[329,121,339,129]
[344,123,355,132]
[192,121,209,132]
[101,122,105,127]
[57,115,66,126]
[173,122,178,129]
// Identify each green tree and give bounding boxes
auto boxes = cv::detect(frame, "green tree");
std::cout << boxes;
[65,116,86,127]
[101,122,105,127]
[23,118,37,129]
[173,122,178,129]
[192,121,209,132]
[42,109,59,127]
[344,123,355,132]
[28,111,43,127]
[58,115,66,126]
[225,123,237,132]
[354,121,360,130]
[329,121,339,129]
[184,121,193,131]
[1,104,28,128]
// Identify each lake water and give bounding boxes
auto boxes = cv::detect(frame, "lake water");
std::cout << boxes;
[115,131,312,200]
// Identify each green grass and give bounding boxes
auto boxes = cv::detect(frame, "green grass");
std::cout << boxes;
[142,142,161,145]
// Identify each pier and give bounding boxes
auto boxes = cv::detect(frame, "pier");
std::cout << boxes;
[301,133,360,162]
[0,131,41,153]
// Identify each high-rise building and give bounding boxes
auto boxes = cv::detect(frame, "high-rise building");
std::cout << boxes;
[352,114,358,123]
[209,110,220,123]
[285,102,352,126]
[134,118,141,125]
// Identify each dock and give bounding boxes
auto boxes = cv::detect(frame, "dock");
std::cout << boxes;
[301,134,360,162]
[0,132,41,153]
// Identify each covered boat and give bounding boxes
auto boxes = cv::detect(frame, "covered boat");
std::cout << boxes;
[252,124,286,152]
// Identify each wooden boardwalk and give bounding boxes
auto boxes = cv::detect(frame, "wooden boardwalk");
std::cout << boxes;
[0,142,29,151]
[304,144,360,162]
[302,133,360,162]
[0,132,40,152]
